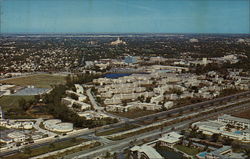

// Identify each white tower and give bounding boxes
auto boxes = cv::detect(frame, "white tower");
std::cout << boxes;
[202,58,208,65]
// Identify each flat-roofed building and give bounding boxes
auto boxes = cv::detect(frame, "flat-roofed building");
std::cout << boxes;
[8,131,27,142]
[43,119,73,132]
[158,132,183,147]
[218,114,250,129]
[193,119,250,142]
[130,145,164,159]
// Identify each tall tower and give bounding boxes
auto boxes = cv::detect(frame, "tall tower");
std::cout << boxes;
[202,58,208,65]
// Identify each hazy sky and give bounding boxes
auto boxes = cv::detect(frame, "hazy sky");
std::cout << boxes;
[1,0,249,34]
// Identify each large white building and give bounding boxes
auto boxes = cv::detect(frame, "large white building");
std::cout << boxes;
[75,84,84,94]
[43,119,73,133]
[0,120,33,129]
[218,114,250,129]
[110,37,126,45]
[8,131,27,142]
[130,145,164,159]
[192,115,250,142]
[158,132,183,147]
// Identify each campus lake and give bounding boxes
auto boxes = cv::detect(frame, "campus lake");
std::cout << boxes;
[104,73,132,78]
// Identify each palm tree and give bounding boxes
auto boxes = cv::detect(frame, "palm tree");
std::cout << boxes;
[113,152,118,159]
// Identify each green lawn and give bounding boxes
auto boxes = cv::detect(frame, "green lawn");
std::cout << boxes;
[42,142,101,159]
[96,124,139,136]
[174,144,201,156]
[0,95,34,111]
[0,126,9,130]
[0,95,35,119]
[3,138,87,159]
[0,74,66,88]
[108,125,158,141]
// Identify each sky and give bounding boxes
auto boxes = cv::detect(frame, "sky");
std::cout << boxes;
[1,0,249,34]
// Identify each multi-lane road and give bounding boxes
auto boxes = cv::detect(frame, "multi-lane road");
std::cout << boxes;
[66,102,250,159]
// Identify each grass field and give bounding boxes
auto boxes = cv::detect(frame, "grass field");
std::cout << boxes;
[0,95,34,111]
[0,74,66,88]
[2,138,87,159]
[0,95,35,119]
[108,125,158,141]
[96,124,139,136]
[0,126,9,130]
[233,108,250,119]
[174,144,201,156]
[42,142,101,159]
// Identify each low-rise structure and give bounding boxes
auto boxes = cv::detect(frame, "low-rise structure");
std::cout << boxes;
[43,119,73,133]
[130,145,164,159]
[192,115,250,142]
[158,132,183,147]
[218,114,250,129]
[0,120,34,129]
[7,131,27,142]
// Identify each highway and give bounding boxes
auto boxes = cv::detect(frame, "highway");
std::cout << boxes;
[0,91,249,158]
[65,102,250,159]
[95,91,250,134]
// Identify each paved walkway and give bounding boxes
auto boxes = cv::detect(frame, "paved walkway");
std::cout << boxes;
[33,118,57,137]
[86,88,104,111]
[86,88,130,122]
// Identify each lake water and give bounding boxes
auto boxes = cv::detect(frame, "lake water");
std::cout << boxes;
[104,73,131,78]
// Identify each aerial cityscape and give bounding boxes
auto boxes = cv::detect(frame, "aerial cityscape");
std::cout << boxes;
[0,0,250,159]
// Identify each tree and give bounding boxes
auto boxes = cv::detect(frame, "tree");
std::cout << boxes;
[26,136,33,143]
[145,97,151,103]
[222,137,233,145]
[188,140,192,147]
[49,143,55,149]
[122,100,127,106]
[23,147,32,154]
[155,141,161,150]
[203,145,209,151]
[72,103,81,110]
[137,96,144,102]
[189,125,198,138]
[34,95,40,103]
[70,93,78,100]
[161,105,167,111]
[71,137,77,143]
[154,117,159,121]
[210,133,221,142]
[180,130,186,135]
[18,98,29,111]
[113,152,118,159]
[105,152,111,158]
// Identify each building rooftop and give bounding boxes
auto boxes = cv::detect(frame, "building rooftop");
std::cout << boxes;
[219,114,250,125]
[131,145,164,159]
[194,121,225,129]
[159,132,183,144]
[212,146,231,154]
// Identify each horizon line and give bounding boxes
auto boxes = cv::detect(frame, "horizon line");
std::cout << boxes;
[1,32,249,35]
